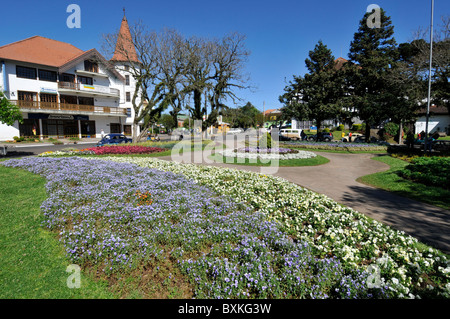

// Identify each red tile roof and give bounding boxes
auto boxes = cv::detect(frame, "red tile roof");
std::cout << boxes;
[263,109,281,115]
[334,57,348,70]
[0,36,84,67]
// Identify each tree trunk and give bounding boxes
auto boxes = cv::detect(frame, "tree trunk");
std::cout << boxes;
[132,122,140,143]
[365,122,371,141]
[398,121,403,145]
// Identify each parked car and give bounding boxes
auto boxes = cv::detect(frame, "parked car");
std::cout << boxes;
[341,133,363,142]
[227,128,244,134]
[97,133,132,146]
[308,132,334,142]
[280,129,302,140]
[353,136,379,143]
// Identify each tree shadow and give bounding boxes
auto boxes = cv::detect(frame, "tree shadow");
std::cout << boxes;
[341,185,450,254]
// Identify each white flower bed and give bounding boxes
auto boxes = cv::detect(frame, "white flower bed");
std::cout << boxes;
[217,149,317,160]
[96,156,449,298]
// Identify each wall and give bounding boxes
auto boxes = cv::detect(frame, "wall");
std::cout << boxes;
[415,115,450,135]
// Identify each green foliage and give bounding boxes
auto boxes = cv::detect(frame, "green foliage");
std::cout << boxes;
[384,122,399,136]
[0,91,23,126]
[399,157,450,189]
[336,124,345,131]
[347,8,398,137]
[351,124,362,132]
[159,114,176,131]
[280,40,346,130]
[257,132,273,149]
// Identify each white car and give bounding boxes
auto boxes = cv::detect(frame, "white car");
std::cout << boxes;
[227,128,243,134]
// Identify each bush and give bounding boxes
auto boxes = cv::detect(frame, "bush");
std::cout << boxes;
[399,157,450,189]
[384,122,399,137]
[258,132,273,149]
[351,124,362,132]
[336,124,344,131]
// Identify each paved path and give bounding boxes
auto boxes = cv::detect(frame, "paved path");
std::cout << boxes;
[157,141,450,254]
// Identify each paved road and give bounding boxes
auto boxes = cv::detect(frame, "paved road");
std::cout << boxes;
[157,136,450,254]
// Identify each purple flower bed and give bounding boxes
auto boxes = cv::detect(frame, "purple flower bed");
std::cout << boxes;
[1,157,386,298]
[236,147,298,154]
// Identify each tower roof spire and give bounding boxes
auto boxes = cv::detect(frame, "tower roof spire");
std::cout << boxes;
[111,9,139,63]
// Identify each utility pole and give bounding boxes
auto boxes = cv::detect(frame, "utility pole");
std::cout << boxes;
[424,0,434,155]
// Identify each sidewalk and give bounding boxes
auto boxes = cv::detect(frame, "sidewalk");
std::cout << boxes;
[157,145,450,254]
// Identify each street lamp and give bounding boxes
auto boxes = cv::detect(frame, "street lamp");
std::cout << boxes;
[424,0,434,154]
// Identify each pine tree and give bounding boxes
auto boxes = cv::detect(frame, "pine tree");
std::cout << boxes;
[347,8,398,139]
[280,40,345,131]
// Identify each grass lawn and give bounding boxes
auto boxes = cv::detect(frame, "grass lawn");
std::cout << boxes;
[209,152,330,166]
[357,155,450,210]
[0,163,115,299]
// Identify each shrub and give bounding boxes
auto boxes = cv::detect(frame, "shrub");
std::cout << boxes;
[399,157,450,189]
[336,124,345,131]
[257,132,273,149]
[384,122,399,137]
[352,124,362,132]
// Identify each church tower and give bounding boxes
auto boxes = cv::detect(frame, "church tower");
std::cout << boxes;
[110,9,141,137]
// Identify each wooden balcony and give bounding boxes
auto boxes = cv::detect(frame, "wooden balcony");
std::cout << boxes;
[11,100,127,116]
[58,81,120,97]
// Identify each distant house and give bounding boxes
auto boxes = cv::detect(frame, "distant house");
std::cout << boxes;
[415,105,450,135]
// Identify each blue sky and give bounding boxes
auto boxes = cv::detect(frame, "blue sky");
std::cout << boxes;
[0,0,448,112]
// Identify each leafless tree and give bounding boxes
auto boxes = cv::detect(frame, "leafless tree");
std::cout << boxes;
[102,22,252,140]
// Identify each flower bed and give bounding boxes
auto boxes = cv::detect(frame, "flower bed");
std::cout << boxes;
[102,156,450,298]
[1,157,382,299]
[39,145,166,157]
[218,147,317,160]
[283,141,387,152]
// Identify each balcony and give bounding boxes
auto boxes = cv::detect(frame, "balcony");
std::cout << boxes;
[11,100,127,116]
[58,81,120,97]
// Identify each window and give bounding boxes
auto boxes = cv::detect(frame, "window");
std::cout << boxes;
[126,92,131,102]
[40,93,57,103]
[77,76,93,85]
[78,96,94,106]
[60,95,78,105]
[126,108,131,117]
[125,75,130,86]
[124,65,129,72]
[16,66,37,79]
[62,73,75,83]
[18,91,37,101]
[38,69,57,82]
[84,60,99,73]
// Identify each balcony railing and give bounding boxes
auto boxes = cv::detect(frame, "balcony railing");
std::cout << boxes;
[58,81,120,97]
[11,100,127,115]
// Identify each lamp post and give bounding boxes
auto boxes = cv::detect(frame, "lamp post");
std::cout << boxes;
[424,0,434,154]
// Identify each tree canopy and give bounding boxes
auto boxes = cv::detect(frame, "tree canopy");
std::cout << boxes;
[0,91,23,126]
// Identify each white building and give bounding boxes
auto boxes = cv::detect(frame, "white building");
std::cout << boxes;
[0,14,140,141]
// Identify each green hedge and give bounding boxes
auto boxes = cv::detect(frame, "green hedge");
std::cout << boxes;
[399,157,450,189]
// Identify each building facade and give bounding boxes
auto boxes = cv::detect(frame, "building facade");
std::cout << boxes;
[0,15,140,141]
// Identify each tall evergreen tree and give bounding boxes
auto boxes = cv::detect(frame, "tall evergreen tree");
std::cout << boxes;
[347,8,398,139]
[280,40,345,131]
